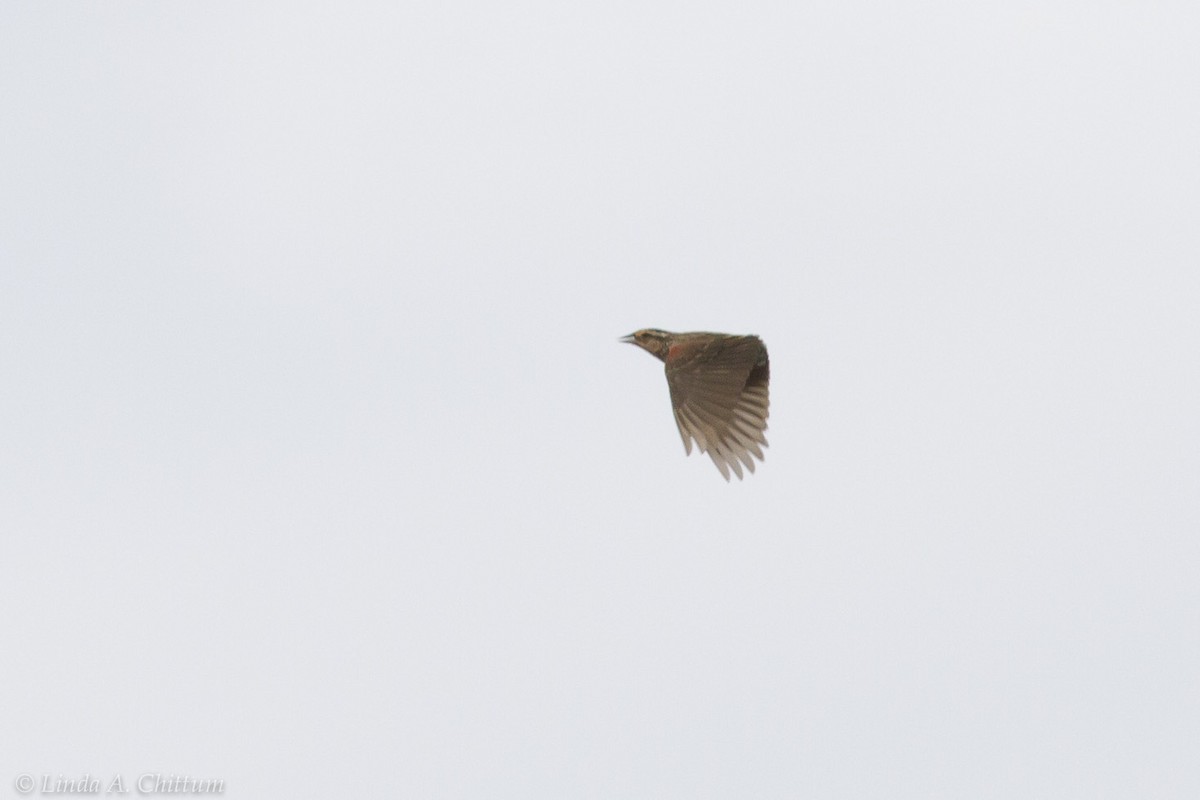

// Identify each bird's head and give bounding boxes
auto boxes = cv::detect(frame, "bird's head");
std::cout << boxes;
[621,328,674,362]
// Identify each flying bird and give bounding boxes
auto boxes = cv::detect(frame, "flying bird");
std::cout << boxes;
[622,329,769,480]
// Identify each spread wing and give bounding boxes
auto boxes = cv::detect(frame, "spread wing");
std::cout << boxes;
[664,335,769,480]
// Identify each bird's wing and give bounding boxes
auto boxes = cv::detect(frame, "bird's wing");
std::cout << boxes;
[665,335,769,481]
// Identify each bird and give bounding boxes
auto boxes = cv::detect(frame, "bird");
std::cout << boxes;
[621,329,769,480]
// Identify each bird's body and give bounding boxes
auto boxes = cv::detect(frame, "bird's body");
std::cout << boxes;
[622,329,769,480]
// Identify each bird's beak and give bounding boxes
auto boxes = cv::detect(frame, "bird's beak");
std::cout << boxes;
[620,333,637,344]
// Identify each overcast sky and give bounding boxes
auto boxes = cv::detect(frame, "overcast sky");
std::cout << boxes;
[2,2,1198,798]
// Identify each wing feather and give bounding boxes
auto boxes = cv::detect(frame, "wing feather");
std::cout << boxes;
[663,334,770,481]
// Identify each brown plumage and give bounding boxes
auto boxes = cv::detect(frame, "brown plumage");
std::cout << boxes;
[622,329,770,480]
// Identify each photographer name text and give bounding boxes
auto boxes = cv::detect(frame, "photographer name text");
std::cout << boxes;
[13,774,223,795]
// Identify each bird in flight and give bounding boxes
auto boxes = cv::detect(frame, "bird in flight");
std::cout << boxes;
[622,329,769,480]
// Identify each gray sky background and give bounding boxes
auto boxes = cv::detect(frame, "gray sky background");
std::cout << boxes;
[2,3,1198,798]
